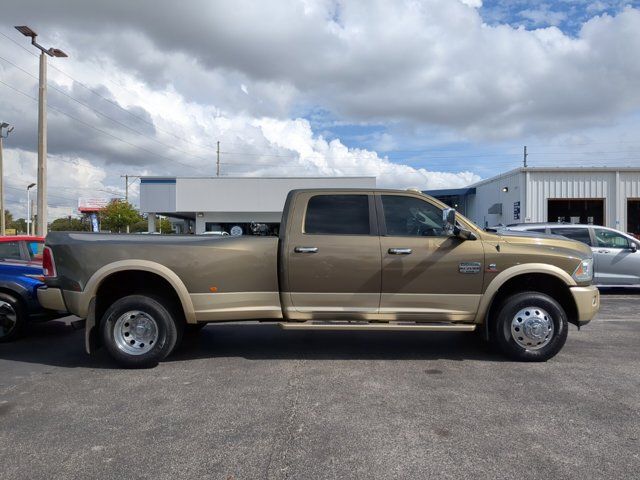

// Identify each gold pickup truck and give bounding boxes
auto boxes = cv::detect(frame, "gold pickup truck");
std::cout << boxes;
[38,189,599,368]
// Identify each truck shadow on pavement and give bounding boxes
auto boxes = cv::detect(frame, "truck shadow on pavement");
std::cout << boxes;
[0,322,507,369]
[170,323,505,364]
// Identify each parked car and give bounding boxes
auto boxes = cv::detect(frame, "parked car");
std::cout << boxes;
[501,223,640,286]
[0,236,64,342]
[38,188,599,368]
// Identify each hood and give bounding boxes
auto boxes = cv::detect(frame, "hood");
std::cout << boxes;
[495,230,593,258]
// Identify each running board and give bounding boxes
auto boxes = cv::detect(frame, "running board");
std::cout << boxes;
[278,321,476,332]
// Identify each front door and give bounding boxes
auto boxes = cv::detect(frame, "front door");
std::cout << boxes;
[377,193,485,321]
[284,192,382,319]
[592,228,640,285]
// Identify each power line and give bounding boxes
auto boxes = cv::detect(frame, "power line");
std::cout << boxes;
[0,79,204,173]
[0,30,240,154]
[0,54,216,165]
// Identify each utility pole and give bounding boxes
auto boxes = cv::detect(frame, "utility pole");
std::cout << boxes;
[0,122,14,236]
[216,141,220,177]
[523,145,528,168]
[27,183,36,236]
[123,174,129,202]
[15,26,68,237]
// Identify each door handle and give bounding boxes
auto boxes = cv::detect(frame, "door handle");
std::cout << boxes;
[294,246,318,253]
[388,248,412,255]
[597,250,610,254]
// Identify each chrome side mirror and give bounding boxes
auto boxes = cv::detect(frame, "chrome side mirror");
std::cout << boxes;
[630,243,638,253]
[442,208,456,235]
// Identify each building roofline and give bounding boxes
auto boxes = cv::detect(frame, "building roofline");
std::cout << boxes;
[140,176,377,180]
[469,166,640,188]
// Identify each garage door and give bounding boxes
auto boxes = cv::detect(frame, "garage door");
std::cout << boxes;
[547,199,604,225]
[628,200,640,237]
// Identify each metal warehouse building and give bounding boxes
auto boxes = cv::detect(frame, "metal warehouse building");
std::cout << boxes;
[427,167,640,235]
[139,176,376,234]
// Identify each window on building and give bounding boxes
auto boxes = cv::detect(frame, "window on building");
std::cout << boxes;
[382,195,445,237]
[549,227,592,246]
[304,195,370,235]
[594,229,630,249]
[0,242,23,261]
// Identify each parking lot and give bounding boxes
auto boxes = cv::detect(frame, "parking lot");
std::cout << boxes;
[1,292,638,480]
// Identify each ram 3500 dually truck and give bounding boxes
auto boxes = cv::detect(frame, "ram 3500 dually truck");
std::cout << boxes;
[38,189,599,368]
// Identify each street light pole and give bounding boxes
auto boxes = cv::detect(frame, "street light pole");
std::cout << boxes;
[27,183,36,236]
[0,122,15,236]
[15,26,68,237]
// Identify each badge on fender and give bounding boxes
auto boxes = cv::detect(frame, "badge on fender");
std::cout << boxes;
[459,262,481,274]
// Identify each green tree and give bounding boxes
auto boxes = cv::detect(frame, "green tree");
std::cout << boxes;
[99,200,142,233]
[130,219,149,233]
[50,217,89,232]
[11,218,27,234]
[157,217,173,234]
[4,209,13,229]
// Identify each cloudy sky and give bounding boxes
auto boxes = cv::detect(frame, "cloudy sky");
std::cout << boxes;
[1,0,640,219]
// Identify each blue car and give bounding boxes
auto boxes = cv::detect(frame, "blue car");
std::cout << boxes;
[0,237,65,341]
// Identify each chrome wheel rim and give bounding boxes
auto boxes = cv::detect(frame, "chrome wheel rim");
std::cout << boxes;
[0,301,17,338]
[511,306,554,350]
[113,310,159,355]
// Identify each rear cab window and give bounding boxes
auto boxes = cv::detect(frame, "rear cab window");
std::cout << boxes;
[0,241,24,261]
[549,227,592,246]
[304,195,371,235]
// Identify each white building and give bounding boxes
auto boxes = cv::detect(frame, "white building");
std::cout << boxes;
[426,167,640,235]
[139,176,376,234]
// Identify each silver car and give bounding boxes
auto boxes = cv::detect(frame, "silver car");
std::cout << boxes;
[502,223,640,286]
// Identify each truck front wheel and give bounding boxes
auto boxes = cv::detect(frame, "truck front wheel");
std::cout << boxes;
[101,295,180,368]
[491,291,568,362]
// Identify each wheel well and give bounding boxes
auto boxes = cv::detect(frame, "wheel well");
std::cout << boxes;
[0,287,25,311]
[94,271,185,327]
[487,273,578,331]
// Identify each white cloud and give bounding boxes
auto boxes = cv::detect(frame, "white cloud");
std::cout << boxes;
[1,1,640,221]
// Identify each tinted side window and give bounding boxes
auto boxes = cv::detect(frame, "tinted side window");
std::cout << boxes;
[27,241,45,260]
[528,228,547,233]
[549,227,592,246]
[0,241,23,261]
[304,195,370,235]
[594,229,630,249]
[382,195,444,237]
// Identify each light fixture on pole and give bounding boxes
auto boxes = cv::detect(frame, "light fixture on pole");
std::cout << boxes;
[27,183,36,236]
[15,25,68,237]
[0,122,14,236]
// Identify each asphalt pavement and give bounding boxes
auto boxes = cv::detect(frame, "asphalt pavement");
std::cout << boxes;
[1,292,639,480]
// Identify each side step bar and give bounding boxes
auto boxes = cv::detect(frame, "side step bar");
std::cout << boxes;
[278,321,476,332]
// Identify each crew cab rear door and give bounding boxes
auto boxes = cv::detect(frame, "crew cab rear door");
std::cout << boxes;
[376,193,484,322]
[281,191,381,318]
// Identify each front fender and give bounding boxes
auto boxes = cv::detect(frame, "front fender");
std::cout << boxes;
[475,263,576,324]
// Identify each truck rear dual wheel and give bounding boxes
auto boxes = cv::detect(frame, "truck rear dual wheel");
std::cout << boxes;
[101,295,182,368]
[492,291,568,362]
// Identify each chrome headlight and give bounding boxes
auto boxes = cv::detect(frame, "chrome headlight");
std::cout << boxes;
[573,258,593,282]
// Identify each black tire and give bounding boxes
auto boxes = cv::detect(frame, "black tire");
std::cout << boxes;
[100,295,180,368]
[0,292,27,343]
[491,291,568,362]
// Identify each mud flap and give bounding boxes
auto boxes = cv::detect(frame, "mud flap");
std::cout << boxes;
[85,297,100,355]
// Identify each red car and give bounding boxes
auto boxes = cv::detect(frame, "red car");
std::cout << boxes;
[0,236,45,264]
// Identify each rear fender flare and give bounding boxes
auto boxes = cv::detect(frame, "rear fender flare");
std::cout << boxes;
[80,260,195,323]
